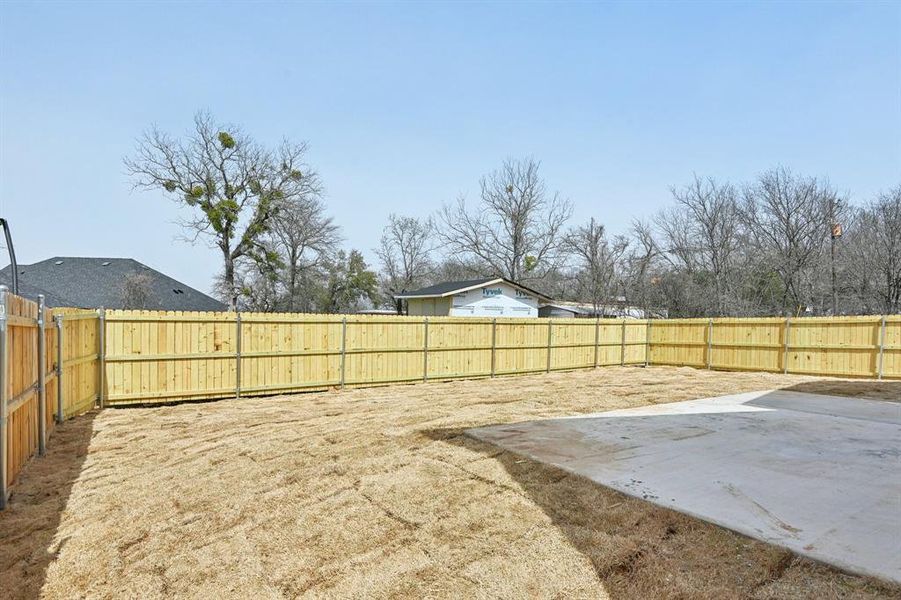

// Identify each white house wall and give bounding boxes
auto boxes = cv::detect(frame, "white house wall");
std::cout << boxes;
[449,282,538,318]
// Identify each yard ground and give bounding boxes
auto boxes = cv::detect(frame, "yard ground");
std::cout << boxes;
[1,366,899,599]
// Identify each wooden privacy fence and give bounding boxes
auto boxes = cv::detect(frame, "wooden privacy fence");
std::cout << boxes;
[102,311,901,406]
[103,312,650,405]
[3,298,901,508]
[648,316,901,379]
[0,288,101,508]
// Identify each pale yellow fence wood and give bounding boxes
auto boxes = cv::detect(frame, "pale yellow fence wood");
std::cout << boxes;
[54,308,101,418]
[882,316,901,378]
[5,293,40,491]
[4,296,100,494]
[93,311,901,406]
[0,296,99,504]
[4,301,898,505]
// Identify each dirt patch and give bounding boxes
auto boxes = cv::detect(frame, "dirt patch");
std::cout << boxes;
[0,366,898,598]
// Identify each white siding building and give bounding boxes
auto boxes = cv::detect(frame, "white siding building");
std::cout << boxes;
[395,278,551,318]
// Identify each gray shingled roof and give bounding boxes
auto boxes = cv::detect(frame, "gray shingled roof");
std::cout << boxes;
[0,272,71,307]
[394,277,551,301]
[0,257,226,311]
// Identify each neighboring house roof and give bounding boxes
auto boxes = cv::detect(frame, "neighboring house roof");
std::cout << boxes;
[0,257,227,311]
[394,277,552,301]
[540,303,588,316]
[539,301,667,319]
[0,272,71,307]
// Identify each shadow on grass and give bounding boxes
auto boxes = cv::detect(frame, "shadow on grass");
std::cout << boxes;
[782,379,901,402]
[0,412,96,600]
[422,426,900,599]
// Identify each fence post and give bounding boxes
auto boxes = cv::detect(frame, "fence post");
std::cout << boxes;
[235,312,242,399]
[877,316,887,380]
[783,317,791,375]
[546,319,553,373]
[620,319,626,366]
[644,320,652,367]
[37,295,46,456]
[55,315,63,423]
[593,317,600,368]
[340,317,347,388]
[706,319,713,370]
[422,318,429,382]
[490,318,497,377]
[0,286,8,509]
[97,307,105,408]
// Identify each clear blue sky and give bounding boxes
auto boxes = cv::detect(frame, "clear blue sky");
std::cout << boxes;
[1,1,899,294]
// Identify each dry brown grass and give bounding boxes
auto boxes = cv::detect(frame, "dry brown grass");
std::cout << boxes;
[1,366,899,599]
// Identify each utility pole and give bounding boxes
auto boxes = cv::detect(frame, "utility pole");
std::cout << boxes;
[831,221,842,316]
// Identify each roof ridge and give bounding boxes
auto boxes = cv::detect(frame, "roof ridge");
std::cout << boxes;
[395,276,551,300]
[43,256,138,261]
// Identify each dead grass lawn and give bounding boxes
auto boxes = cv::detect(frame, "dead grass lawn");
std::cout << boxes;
[1,366,899,599]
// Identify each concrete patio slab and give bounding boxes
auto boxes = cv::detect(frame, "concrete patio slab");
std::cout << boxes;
[467,390,901,583]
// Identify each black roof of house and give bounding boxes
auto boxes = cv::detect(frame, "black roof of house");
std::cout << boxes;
[0,272,71,307]
[0,257,226,310]
[394,277,552,301]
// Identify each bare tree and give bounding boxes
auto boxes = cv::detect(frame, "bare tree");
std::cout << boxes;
[741,167,838,315]
[375,214,434,311]
[125,111,320,309]
[120,272,156,309]
[658,176,742,316]
[431,256,489,283]
[562,218,628,315]
[849,186,901,313]
[437,158,572,282]
[228,260,281,312]
[268,191,341,311]
[621,219,664,316]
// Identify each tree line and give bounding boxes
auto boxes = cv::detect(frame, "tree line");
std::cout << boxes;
[126,113,901,317]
